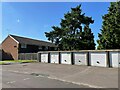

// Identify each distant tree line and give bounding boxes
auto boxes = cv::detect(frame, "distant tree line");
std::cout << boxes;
[45,2,120,50]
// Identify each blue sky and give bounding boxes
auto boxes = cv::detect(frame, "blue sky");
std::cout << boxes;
[2,2,110,47]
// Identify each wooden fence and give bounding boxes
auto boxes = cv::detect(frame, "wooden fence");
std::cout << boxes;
[18,53,37,60]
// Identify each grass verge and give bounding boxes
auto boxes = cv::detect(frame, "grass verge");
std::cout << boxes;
[0,60,38,65]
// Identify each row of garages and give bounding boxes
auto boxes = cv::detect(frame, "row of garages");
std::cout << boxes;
[38,50,120,68]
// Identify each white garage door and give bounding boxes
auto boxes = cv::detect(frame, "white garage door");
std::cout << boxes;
[110,52,119,68]
[41,53,48,63]
[73,52,87,65]
[61,52,71,64]
[50,52,59,64]
[89,52,107,67]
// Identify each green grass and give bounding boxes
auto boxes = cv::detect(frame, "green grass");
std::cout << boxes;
[0,60,38,65]
[17,60,38,63]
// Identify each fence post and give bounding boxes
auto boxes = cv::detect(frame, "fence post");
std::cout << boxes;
[25,53,26,60]
[33,54,35,60]
[23,53,25,60]
[37,53,39,62]
[31,54,33,60]
[31,54,32,60]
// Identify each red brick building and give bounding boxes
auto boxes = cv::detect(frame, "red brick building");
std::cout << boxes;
[1,34,57,60]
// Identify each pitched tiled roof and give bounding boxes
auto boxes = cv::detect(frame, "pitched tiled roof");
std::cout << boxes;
[10,34,57,47]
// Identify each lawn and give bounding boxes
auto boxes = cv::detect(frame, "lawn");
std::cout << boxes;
[0,60,38,65]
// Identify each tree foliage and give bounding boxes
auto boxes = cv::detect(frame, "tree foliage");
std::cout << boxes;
[97,2,120,49]
[45,5,95,50]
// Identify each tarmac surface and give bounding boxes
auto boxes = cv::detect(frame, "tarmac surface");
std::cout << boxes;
[1,62,119,88]
[2,70,87,88]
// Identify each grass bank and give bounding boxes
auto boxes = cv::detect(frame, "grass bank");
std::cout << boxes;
[0,60,38,65]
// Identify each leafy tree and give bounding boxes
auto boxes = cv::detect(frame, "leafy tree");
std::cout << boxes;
[97,2,120,49]
[45,5,95,50]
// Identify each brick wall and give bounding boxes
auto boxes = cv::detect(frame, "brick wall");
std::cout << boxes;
[2,36,19,60]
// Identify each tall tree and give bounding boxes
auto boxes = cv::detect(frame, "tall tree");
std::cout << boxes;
[97,2,120,49]
[45,5,95,50]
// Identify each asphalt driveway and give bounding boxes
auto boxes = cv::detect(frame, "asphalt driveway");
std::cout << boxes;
[1,63,119,88]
